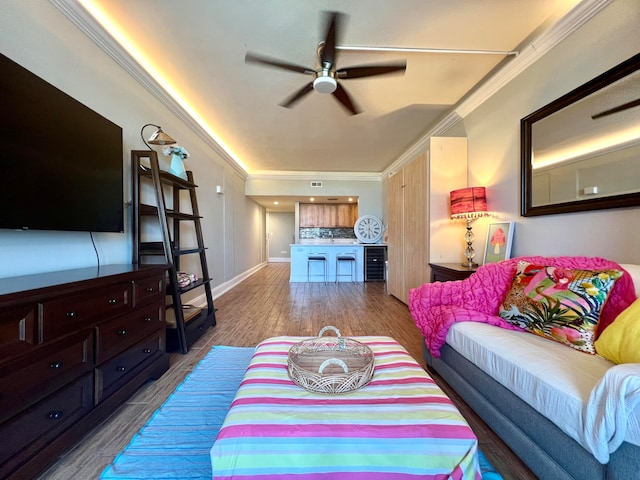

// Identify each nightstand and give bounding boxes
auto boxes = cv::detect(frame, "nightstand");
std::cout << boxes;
[429,263,477,282]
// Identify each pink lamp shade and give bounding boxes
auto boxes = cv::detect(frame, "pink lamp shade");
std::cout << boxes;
[450,187,488,219]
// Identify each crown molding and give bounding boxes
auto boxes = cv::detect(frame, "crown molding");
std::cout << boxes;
[454,0,612,118]
[382,0,612,180]
[383,110,463,178]
[50,0,248,179]
[248,171,383,182]
[52,0,611,183]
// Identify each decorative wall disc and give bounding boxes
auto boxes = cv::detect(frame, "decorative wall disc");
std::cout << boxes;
[354,215,383,243]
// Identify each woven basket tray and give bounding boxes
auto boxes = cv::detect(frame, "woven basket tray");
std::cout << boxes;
[288,326,374,394]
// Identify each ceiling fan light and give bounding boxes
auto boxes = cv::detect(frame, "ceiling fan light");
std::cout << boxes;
[313,76,337,94]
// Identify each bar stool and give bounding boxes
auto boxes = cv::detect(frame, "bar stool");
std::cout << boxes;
[307,254,327,283]
[335,255,356,283]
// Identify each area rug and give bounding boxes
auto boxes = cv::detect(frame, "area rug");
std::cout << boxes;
[100,345,502,480]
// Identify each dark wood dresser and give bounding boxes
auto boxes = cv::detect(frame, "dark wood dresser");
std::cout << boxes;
[0,264,169,479]
[429,263,477,282]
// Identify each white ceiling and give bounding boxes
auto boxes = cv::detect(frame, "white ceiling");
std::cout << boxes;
[59,0,585,210]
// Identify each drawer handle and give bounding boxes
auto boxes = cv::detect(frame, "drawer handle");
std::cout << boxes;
[118,329,127,336]
[47,411,64,420]
[143,348,152,354]
[116,366,126,372]
[108,299,118,305]
[66,311,76,318]
[50,362,63,369]
[145,287,155,292]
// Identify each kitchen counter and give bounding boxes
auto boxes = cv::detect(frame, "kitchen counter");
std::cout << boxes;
[295,239,360,245]
[290,243,366,282]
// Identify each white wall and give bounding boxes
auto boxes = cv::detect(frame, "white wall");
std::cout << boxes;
[3,1,637,283]
[462,0,640,264]
[246,177,384,219]
[0,2,265,281]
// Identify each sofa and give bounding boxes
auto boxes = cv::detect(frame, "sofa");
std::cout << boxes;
[409,256,640,480]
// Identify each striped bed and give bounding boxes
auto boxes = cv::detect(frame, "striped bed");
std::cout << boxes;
[210,336,481,479]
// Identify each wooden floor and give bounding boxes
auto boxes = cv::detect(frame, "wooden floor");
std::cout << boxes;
[39,263,536,480]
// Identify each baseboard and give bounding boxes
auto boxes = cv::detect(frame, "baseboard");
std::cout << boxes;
[268,257,291,263]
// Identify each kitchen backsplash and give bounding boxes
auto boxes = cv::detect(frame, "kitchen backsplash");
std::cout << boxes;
[300,227,356,240]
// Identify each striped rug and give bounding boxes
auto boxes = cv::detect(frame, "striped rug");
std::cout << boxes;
[100,345,502,479]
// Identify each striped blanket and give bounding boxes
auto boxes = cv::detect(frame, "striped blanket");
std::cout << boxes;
[210,336,481,479]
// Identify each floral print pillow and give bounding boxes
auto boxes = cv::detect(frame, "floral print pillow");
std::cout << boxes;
[499,261,623,354]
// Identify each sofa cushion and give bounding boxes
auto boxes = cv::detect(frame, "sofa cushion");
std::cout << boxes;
[499,261,622,354]
[594,298,640,364]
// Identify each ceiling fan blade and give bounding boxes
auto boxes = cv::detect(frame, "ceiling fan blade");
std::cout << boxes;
[591,98,640,119]
[279,82,315,108]
[337,62,407,79]
[245,52,314,75]
[320,11,342,66]
[332,83,360,115]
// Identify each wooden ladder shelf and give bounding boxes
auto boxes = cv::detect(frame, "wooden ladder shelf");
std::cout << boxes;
[131,150,216,353]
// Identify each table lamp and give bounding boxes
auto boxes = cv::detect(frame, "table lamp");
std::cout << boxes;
[140,123,176,150]
[450,187,489,267]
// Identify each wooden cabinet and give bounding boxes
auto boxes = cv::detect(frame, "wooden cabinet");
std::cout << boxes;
[299,204,324,227]
[403,153,428,301]
[0,264,169,479]
[429,263,476,282]
[336,204,358,227]
[387,153,428,303]
[387,154,428,303]
[299,203,357,227]
[323,204,338,227]
[386,138,467,303]
[387,170,405,299]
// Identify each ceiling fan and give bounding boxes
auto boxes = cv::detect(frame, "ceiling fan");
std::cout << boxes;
[245,11,406,115]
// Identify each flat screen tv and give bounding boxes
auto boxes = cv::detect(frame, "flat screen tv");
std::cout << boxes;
[0,52,124,233]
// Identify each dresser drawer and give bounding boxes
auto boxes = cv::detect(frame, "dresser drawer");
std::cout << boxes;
[41,283,131,341]
[133,274,164,307]
[0,330,92,422]
[95,302,164,364]
[0,305,37,359]
[0,372,93,467]
[95,333,164,403]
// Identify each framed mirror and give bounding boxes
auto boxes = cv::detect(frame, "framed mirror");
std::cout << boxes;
[521,53,640,216]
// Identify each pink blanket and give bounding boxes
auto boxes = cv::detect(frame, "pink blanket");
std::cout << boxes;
[409,256,637,357]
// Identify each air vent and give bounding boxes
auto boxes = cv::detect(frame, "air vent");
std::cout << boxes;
[310,181,323,188]
[327,197,338,201]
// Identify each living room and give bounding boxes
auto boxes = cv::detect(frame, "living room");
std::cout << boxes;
[1,2,639,282]
[1,1,639,479]
[1,1,638,285]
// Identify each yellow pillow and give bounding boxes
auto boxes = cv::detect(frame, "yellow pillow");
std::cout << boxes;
[595,298,640,364]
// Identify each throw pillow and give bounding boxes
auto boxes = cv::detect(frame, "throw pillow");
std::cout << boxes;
[499,261,623,354]
[594,298,640,364]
